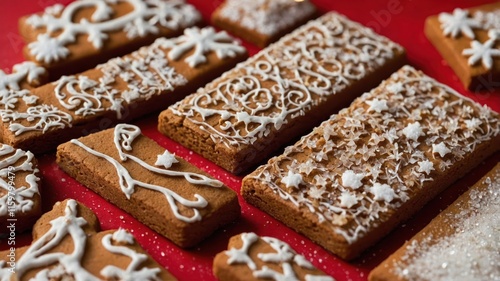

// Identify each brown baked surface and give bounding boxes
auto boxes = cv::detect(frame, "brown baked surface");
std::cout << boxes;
[0,27,247,154]
[424,2,500,91]
[18,0,202,79]
[0,199,176,280]
[241,65,500,260]
[0,144,41,235]
[369,162,500,281]
[211,0,317,48]
[213,232,333,281]
[158,11,406,174]
[56,124,240,247]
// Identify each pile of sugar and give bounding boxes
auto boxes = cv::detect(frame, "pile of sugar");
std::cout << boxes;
[394,171,500,280]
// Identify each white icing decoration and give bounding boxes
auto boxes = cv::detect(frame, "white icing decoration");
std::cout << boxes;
[170,12,403,149]
[26,0,201,63]
[402,122,424,142]
[281,171,304,189]
[0,200,161,280]
[218,0,316,36]
[156,27,246,67]
[248,65,500,245]
[54,38,189,119]
[155,150,179,169]
[393,168,500,280]
[432,142,451,158]
[438,8,480,39]
[0,62,46,91]
[225,232,334,281]
[341,170,364,189]
[0,144,40,217]
[100,230,161,280]
[439,8,500,70]
[462,37,500,69]
[70,124,223,223]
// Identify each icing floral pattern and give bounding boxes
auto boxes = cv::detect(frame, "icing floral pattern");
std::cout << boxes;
[26,0,201,63]
[247,66,500,244]
[169,12,403,148]
[70,124,223,223]
[2,27,243,139]
[0,199,162,280]
[0,144,40,217]
[225,232,334,281]
[218,0,316,36]
[439,8,500,69]
[0,62,73,137]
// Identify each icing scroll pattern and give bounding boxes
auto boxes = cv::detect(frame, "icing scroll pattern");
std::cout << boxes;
[225,232,334,281]
[248,66,500,244]
[170,12,403,148]
[26,0,201,63]
[0,199,161,280]
[70,124,223,223]
[0,144,40,217]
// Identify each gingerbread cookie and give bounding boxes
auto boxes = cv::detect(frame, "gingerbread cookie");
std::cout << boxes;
[56,124,240,247]
[212,0,317,47]
[214,232,335,281]
[242,65,500,260]
[425,2,500,90]
[0,26,247,154]
[369,163,500,281]
[159,12,406,174]
[19,0,202,79]
[0,199,176,280]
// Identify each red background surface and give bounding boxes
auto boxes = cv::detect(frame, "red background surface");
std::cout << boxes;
[1,1,499,280]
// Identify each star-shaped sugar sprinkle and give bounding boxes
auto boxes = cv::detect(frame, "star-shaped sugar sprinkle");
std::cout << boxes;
[402,122,424,142]
[155,150,179,169]
[387,82,404,94]
[370,183,396,203]
[341,170,364,189]
[417,160,434,175]
[339,191,358,208]
[281,171,304,189]
[432,142,451,158]
[438,8,480,39]
[366,99,389,113]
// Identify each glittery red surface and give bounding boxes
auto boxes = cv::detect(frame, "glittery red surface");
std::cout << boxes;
[1,1,499,280]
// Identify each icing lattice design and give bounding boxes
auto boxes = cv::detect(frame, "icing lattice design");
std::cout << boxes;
[170,12,403,148]
[70,124,223,223]
[439,7,500,69]
[248,66,500,244]
[0,144,40,217]
[26,0,201,63]
[0,199,162,280]
[225,232,334,281]
[218,0,316,36]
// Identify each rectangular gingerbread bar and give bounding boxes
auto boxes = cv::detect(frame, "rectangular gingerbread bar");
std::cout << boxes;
[0,27,247,154]
[158,12,406,174]
[425,2,500,91]
[212,0,317,47]
[213,232,334,281]
[369,162,500,281]
[0,199,176,280]
[56,124,240,247]
[19,0,202,79]
[241,65,500,260]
